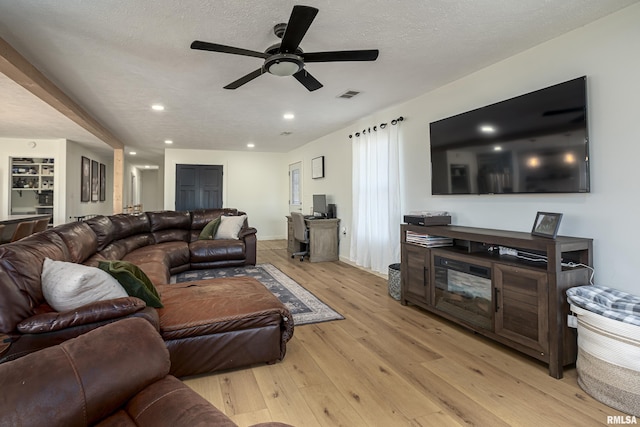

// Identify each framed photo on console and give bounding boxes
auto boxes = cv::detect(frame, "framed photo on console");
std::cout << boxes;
[531,211,563,239]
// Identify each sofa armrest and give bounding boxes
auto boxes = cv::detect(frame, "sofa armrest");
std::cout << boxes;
[17,297,147,334]
[240,227,257,265]
[238,226,257,239]
[0,318,170,427]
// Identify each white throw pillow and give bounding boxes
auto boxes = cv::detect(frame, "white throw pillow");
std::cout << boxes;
[41,258,128,312]
[214,214,247,240]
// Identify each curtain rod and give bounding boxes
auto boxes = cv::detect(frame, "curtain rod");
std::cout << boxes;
[348,116,404,139]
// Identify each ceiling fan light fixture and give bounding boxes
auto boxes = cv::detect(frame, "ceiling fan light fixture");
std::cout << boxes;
[265,53,303,76]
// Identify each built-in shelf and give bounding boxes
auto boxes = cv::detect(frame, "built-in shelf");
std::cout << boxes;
[10,157,55,225]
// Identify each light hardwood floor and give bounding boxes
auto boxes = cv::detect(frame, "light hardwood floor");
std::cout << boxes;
[183,240,622,426]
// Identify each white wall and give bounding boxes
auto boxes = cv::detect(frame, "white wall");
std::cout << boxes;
[66,141,113,220]
[140,169,163,211]
[286,130,354,258]
[164,148,287,239]
[166,5,640,293]
[292,4,640,293]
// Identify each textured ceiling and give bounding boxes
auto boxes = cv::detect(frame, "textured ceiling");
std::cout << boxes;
[0,0,637,166]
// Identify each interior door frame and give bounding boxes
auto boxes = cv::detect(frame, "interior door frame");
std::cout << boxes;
[289,161,303,214]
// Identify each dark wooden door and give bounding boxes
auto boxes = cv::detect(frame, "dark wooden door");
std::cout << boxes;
[175,164,223,211]
[401,243,430,305]
[494,263,549,354]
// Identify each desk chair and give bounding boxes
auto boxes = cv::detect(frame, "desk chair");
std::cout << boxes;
[10,220,35,242]
[32,218,50,233]
[291,212,310,262]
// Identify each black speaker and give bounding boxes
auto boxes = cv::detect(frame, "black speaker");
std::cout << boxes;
[327,204,336,219]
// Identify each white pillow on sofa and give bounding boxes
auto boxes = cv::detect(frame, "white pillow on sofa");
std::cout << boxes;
[214,215,247,240]
[41,258,128,312]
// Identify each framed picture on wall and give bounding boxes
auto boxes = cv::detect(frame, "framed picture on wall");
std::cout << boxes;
[312,156,325,179]
[99,163,106,202]
[81,156,91,202]
[91,160,99,202]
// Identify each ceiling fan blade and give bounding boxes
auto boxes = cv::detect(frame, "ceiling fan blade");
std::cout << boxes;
[224,68,265,89]
[293,69,323,92]
[191,41,269,59]
[280,5,319,53]
[303,49,379,62]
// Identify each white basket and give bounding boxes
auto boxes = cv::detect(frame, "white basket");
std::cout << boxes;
[572,304,640,416]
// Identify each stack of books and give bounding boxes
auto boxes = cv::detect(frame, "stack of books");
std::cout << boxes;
[405,231,453,248]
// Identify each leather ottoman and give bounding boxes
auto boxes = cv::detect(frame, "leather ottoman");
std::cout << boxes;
[156,277,294,377]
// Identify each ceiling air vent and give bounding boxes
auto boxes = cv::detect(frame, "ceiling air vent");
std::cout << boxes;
[337,90,361,99]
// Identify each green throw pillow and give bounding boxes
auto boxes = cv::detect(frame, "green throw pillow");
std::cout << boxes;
[98,260,163,308]
[199,217,221,240]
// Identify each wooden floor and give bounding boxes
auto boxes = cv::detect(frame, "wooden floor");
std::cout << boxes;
[183,240,622,426]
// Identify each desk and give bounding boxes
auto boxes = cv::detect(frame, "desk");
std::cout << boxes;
[0,214,51,244]
[286,216,340,262]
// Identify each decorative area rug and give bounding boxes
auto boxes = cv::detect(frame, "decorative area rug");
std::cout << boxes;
[171,264,344,326]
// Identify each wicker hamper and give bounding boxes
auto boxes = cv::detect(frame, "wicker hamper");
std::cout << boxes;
[388,263,401,301]
[568,286,640,416]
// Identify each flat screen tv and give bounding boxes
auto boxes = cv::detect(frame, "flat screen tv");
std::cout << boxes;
[430,77,589,195]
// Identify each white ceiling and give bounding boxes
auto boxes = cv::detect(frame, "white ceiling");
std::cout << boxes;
[0,0,637,166]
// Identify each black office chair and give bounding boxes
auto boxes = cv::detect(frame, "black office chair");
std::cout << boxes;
[291,212,309,262]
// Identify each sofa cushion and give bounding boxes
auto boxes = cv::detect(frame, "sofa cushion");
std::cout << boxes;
[190,208,237,230]
[101,234,155,260]
[152,229,190,244]
[189,239,246,263]
[215,215,247,240]
[85,215,115,251]
[41,258,127,312]
[147,210,191,232]
[109,213,151,241]
[98,260,163,308]
[199,217,221,240]
[52,222,98,264]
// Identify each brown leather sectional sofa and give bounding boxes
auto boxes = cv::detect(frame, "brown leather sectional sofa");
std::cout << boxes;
[0,209,294,377]
[0,317,292,427]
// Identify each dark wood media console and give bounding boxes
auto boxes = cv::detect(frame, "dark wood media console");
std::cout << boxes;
[400,224,593,378]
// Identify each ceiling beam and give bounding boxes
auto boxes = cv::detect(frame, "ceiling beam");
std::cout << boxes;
[0,36,124,149]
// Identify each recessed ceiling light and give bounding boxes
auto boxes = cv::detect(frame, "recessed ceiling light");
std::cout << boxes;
[164,140,173,144]
[247,143,255,148]
[283,113,295,120]
[479,124,496,133]
[494,146,502,151]
[151,104,165,111]
[129,151,137,155]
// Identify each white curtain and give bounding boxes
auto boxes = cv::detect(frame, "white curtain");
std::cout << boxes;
[350,124,401,274]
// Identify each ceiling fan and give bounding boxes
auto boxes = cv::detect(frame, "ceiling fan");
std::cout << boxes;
[191,5,379,91]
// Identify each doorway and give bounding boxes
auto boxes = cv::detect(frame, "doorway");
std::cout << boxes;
[289,162,302,214]
[175,164,223,211]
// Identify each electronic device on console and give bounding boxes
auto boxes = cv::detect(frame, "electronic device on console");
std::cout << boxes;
[404,212,451,226]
